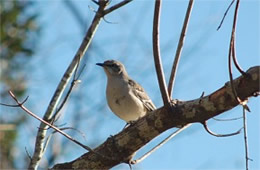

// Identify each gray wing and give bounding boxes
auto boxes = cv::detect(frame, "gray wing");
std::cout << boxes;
[128,79,156,112]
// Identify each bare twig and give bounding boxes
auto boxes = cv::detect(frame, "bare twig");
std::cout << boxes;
[103,16,119,24]
[8,91,93,152]
[230,0,245,75]
[227,0,249,111]
[130,2,194,164]
[202,121,242,137]
[213,116,242,121]
[0,96,29,107]
[91,0,99,6]
[51,59,83,121]
[104,0,133,15]
[243,107,251,170]
[55,127,88,143]
[25,147,32,161]
[217,0,235,30]
[131,124,192,165]
[152,0,170,105]
[199,91,205,104]
[9,91,115,161]
[168,0,194,97]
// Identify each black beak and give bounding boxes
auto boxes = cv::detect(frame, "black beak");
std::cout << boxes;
[96,63,104,67]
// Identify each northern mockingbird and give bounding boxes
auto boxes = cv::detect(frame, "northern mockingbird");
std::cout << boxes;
[96,60,156,123]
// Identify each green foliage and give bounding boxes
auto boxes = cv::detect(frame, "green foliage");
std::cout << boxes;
[0,0,39,97]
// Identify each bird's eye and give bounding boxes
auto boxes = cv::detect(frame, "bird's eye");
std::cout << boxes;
[111,64,120,73]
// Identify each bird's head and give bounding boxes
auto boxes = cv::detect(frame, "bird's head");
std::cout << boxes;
[96,60,128,78]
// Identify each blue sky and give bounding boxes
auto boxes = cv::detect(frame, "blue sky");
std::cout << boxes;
[12,0,260,169]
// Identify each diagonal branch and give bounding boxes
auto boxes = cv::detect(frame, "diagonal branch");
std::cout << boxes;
[8,91,93,152]
[152,0,170,105]
[130,124,192,165]
[168,0,193,97]
[52,66,259,169]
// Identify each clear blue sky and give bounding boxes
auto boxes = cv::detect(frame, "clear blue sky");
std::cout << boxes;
[15,0,260,169]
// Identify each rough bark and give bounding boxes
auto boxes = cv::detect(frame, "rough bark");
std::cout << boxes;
[52,66,259,169]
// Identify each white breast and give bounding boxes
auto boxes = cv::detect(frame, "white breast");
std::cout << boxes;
[106,77,146,122]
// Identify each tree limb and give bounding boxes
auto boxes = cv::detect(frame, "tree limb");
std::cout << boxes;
[152,0,170,105]
[52,66,259,169]
[168,0,193,97]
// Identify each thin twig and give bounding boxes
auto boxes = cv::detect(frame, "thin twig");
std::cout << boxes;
[131,124,192,165]
[91,0,99,6]
[213,116,242,121]
[227,0,250,111]
[56,127,88,143]
[103,16,119,24]
[230,0,245,75]
[104,0,133,15]
[52,59,83,121]
[8,91,93,152]
[217,0,235,30]
[227,2,239,101]
[0,96,29,107]
[202,121,242,137]
[25,147,32,161]
[243,107,250,170]
[8,91,116,164]
[168,0,194,97]
[152,0,170,105]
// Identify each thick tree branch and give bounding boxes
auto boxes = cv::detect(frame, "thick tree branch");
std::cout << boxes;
[52,66,259,169]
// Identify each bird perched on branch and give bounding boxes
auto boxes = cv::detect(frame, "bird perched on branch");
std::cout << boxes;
[96,60,156,123]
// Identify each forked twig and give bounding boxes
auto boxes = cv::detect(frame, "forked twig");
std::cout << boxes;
[168,0,194,97]
[8,91,93,152]
[8,91,114,161]
[131,124,192,165]
[0,96,29,107]
[152,0,170,105]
